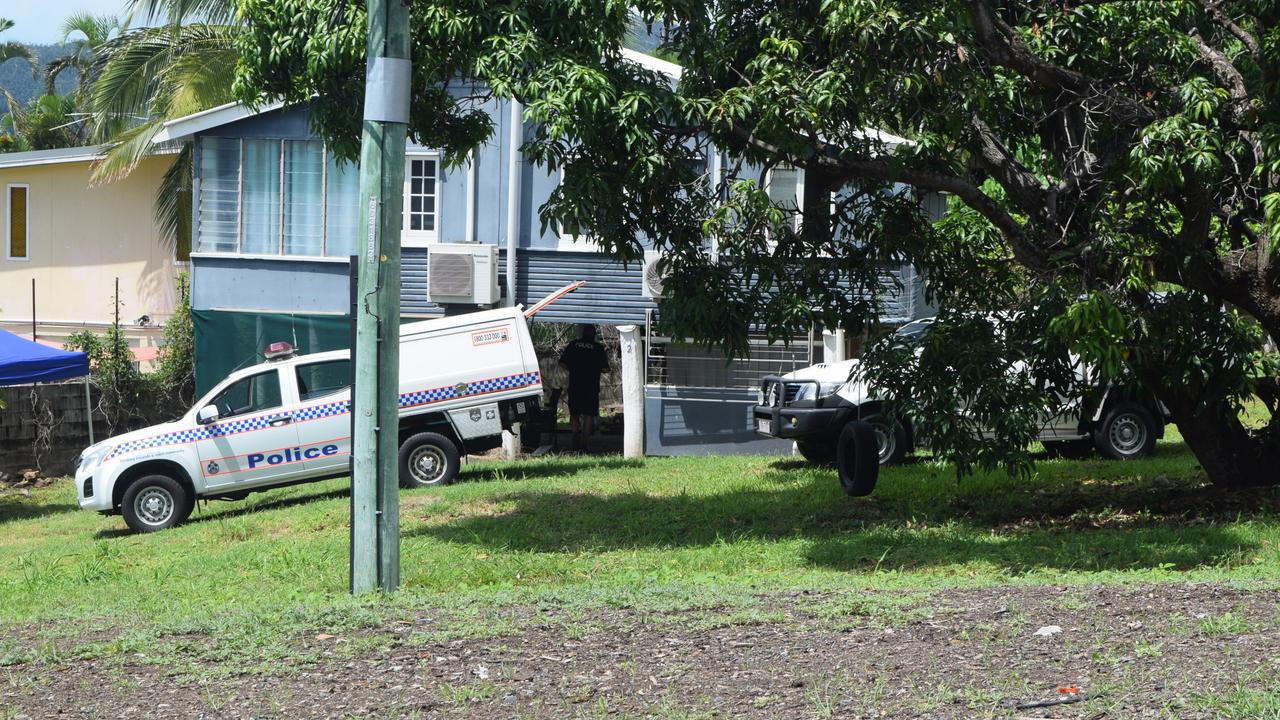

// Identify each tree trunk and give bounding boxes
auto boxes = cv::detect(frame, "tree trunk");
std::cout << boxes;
[1153,386,1280,489]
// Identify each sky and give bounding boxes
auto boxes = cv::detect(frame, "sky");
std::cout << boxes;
[3,1,135,44]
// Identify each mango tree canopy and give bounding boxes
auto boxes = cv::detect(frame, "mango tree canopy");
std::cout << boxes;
[0,328,89,385]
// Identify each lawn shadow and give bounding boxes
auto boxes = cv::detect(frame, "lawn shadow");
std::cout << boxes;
[189,488,352,523]
[0,494,79,524]
[82,456,642,537]
[410,456,1278,574]
[91,487,351,539]
[460,456,645,483]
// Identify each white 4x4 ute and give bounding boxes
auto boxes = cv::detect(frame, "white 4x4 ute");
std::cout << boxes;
[754,319,1167,467]
[76,307,543,533]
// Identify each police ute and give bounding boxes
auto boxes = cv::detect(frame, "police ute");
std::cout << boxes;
[76,305,546,532]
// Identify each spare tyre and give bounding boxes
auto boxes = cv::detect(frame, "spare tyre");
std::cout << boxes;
[836,420,880,497]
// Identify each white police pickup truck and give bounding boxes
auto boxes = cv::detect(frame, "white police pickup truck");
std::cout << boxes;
[755,318,1167,469]
[76,306,544,533]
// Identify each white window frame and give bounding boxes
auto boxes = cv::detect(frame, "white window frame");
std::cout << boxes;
[556,148,717,253]
[551,161,598,251]
[402,152,441,247]
[6,183,30,262]
[765,165,804,233]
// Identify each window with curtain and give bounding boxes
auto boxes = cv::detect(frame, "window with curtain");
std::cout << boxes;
[197,138,241,253]
[283,140,324,256]
[6,184,28,260]
[324,155,360,257]
[195,137,399,258]
[241,139,281,254]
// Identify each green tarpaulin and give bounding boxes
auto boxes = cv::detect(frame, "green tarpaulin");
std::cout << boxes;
[193,310,350,396]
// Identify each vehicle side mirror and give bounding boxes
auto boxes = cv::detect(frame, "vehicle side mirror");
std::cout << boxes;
[197,405,220,425]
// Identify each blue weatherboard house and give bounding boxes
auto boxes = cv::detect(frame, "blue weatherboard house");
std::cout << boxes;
[155,50,937,456]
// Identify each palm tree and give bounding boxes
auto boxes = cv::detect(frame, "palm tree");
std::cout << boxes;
[0,18,36,78]
[1,17,38,149]
[87,0,240,253]
[46,13,124,113]
[1,93,80,150]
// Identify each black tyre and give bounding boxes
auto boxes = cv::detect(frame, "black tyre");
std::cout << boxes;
[1093,402,1158,460]
[861,413,909,465]
[398,432,461,488]
[796,440,836,465]
[121,474,193,533]
[1042,438,1093,459]
[836,421,881,497]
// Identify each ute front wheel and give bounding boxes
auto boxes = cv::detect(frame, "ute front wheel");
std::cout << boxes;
[121,474,193,533]
[796,440,836,465]
[861,413,908,465]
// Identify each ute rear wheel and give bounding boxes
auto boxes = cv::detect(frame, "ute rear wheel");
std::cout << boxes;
[398,432,461,488]
[121,474,193,533]
[1094,402,1158,460]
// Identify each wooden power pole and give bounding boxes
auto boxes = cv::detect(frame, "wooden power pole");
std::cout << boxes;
[350,0,410,594]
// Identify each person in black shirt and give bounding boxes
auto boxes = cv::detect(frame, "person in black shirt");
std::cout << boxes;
[558,325,610,450]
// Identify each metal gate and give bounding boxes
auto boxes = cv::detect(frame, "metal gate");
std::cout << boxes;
[643,310,816,456]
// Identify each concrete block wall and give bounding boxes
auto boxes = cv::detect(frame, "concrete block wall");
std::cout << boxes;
[1,382,99,477]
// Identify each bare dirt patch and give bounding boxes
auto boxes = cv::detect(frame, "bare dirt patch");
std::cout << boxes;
[4,582,1278,719]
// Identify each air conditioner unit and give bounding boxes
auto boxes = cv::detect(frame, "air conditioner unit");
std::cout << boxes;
[641,250,668,299]
[427,243,500,305]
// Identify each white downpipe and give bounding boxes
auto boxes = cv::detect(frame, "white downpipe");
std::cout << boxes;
[709,147,722,257]
[504,100,523,306]
[464,151,476,244]
[822,328,847,363]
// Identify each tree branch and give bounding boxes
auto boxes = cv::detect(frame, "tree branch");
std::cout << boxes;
[968,114,1047,218]
[1197,0,1262,61]
[1188,28,1251,116]
[966,0,1156,126]
[724,122,1052,271]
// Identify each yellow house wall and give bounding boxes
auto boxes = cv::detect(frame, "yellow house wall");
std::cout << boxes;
[0,155,178,334]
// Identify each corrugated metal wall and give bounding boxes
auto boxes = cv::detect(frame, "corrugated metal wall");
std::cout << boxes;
[401,249,926,327]
[515,249,656,325]
[400,248,441,317]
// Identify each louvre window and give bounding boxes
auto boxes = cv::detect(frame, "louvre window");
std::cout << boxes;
[241,139,281,254]
[324,154,360,258]
[283,140,324,256]
[195,138,438,257]
[198,138,241,253]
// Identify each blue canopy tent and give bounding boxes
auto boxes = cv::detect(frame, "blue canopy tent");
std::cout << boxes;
[0,328,94,444]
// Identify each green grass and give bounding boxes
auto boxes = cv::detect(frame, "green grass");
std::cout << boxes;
[2,432,1279,673]
[1190,678,1280,719]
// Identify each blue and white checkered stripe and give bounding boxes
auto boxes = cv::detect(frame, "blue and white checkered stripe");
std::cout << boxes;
[108,371,540,460]
[107,415,274,459]
[399,371,541,408]
[292,398,352,422]
[106,398,352,460]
